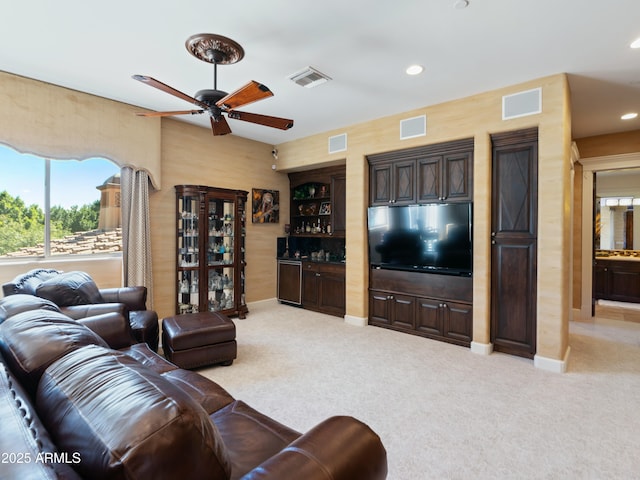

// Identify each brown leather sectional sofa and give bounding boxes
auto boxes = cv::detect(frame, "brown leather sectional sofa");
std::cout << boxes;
[2,269,160,351]
[0,294,387,479]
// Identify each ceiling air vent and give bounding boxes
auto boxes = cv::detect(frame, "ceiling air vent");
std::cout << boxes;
[288,66,331,88]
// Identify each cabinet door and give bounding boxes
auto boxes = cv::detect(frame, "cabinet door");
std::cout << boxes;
[416,296,443,336]
[369,290,392,326]
[443,301,472,343]
[302,268,319,308]
[331,174,346,235]
[443,151,472,202]
[417,155,442,203]
[318,273,346,316]
[278,261,302,305]
[390,293,415,329]
[593,263,608,299]
[607,265,640,303]
[393,160,416,204]
[370,163,392,205]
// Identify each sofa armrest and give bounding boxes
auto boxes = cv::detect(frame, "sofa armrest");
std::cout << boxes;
[242,416,387,480]
[100,286,147,311]
[77,312,135,349]
[61,302,127,320]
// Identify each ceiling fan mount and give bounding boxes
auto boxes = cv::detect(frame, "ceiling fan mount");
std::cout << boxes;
[132,34,293,136]
[185,33,245,65]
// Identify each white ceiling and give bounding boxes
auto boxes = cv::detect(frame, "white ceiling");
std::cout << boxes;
[1,0,639,146]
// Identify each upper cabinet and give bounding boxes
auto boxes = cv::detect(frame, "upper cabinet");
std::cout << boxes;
[369,138,474,206]
[370,160,416,205]
[289,165,346,237]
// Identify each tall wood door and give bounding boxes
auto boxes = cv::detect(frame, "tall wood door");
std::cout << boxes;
[490,128,538,359]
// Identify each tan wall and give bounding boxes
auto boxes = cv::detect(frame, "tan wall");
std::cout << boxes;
[150,119,290,320]
[277,74,572,361]
[0,71,162,188]
[1,257,123,290]
[575,130,640,158]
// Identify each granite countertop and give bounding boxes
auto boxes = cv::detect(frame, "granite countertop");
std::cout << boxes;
[277,256,345,265]
[595,250,640,261]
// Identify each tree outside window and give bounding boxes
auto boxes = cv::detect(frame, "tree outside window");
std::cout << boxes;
[0,145,121,258]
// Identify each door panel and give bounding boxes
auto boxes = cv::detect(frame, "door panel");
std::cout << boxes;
[491,128,538,359]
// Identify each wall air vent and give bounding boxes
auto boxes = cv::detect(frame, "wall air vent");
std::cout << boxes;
[502,87,542,120]
[288,66,332,88]
[400,115,427,140]
[328,133,347,154]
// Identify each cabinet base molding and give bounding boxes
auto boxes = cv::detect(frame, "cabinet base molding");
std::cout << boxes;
[344,314,367,327]
[470,341,493,356]
[533,347,571,374]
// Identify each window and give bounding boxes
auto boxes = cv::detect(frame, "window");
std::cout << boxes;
[0,145,121,258]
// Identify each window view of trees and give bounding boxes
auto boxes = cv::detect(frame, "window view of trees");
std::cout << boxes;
[0,145,121,258]
[0,192,101,255]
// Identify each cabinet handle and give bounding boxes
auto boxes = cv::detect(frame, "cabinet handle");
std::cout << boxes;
[387,295,394,300]
[491,240,496,245]
[315,273,321,277]
[442,303,448,309]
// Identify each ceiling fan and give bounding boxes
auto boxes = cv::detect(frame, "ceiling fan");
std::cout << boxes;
[133,33,294,136]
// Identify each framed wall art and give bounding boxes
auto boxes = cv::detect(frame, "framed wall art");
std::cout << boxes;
[252,188,280,223]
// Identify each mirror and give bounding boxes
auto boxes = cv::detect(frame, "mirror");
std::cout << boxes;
[595,167,640,253]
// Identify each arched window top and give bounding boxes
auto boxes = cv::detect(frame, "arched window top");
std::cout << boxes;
[0,144,121,259]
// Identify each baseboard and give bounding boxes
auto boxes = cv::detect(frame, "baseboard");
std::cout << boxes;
[534,346,571,373]
[470,341,493,355]
[344,314,367,327]
[247,298,279,309]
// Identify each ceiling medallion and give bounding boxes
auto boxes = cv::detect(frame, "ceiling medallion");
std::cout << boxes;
[185,33,245,65]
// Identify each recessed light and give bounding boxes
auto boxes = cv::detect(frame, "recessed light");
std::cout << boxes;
[631,37,640,49]
[406,64,424,76]
[621,112,638,120]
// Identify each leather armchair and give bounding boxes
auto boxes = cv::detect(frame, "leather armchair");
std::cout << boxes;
[2,269,159,351]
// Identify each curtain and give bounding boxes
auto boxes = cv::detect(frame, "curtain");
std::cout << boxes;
[120,167,153,307]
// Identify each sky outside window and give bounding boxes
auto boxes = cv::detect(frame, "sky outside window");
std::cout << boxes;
[0,144,119,209]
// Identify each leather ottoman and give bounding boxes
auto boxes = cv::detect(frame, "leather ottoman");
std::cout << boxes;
[162,312,236,369]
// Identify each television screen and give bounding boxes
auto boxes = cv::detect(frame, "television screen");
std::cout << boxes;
[367,203,472,275]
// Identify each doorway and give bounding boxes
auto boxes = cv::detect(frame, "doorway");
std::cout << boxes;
[579,153,640,320]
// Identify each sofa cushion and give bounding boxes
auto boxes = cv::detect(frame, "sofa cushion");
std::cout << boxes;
[0,294,60,323]
[0,309,108,396]
[2,268,61,297]
[35,271,104,306]
[0,359,82,480]
[37,345,231,480]
[211,400,301,479]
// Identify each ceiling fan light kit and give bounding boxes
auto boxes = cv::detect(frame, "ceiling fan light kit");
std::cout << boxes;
[132,33,293,136]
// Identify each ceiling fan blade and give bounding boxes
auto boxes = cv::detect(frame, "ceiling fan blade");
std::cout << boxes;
[227,110,294,130]
[135,110,205,117]
[216,80,274,110]
[132,75,210,109]
[211,116,232,136]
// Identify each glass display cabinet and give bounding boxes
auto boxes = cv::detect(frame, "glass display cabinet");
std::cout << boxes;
[175,185,248,318]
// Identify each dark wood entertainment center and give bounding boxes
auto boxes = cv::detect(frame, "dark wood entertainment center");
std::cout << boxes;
[367,138,474,346]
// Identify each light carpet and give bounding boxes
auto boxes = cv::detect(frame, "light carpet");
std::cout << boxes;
[198,301,640,479]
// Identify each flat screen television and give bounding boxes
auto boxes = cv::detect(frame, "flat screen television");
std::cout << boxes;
[367,203,472,276]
